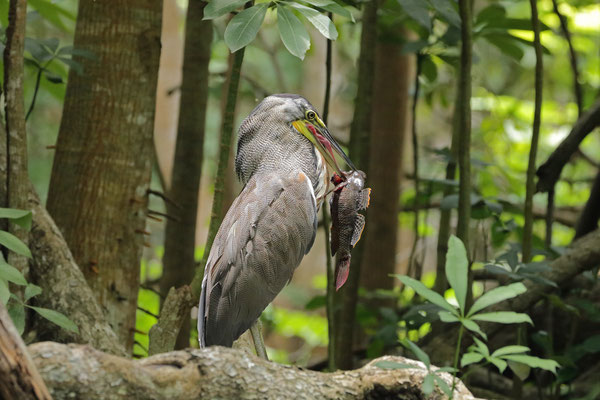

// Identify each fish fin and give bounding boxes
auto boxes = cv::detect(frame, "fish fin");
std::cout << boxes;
[351,214,366,247]
[335,257,351,291]
[356,188,371,210]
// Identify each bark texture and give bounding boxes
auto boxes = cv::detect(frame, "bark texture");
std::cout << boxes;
[29,342,478,400]
[423,228,600,365]
[46,0,163,352]
[27,186,126,356]
[360,42,410,294]
[3,0,29,276]
[0,303,51,400]
[574,170,600,238]
[160,1,212,349]
[148,285,193,355]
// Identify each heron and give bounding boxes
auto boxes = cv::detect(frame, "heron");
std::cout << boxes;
[198,94,354,356]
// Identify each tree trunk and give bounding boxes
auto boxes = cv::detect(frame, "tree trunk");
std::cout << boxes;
[29,342,477,400]
[335,0,378,370]
[3,0,29,278]
[360,42,411,295]
[46,0,163,353]
[160,0,212,349]
[0,302,52,400]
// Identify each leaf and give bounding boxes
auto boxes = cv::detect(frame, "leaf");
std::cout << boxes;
[429,0,460,27]
[472,336,489,356]
[24,284,43,302]
[468,282,527,316]
[483,33,524,60]
[304,295,326,310]
[502,355,560,374]
[432,374,452,396]
[303,0,354,21]
[461,351,484,367]
[25,38,54,63]
[30,306,79,334]
[445,235,468,315]
[402,339,430,367]
[460,318,487,340]
[8,302,25,335]
[277,4,311,59]
[375,360,421,370]
[57,57,84,75]
[507,360,531,380]
[422,373,435,395]
[0,279,9,305]
[488,357,508,373]
[0,208,32,230]
[288,3,338,40]
[28,0,75,32]
[397,0,430,30]
[0,231,32,258]
[204,0,247,19]
[472,311,533,325]
[394,275,457,315]
[439,311,459,323]
[44,71,64,84]
[492,345,531,358]
[0,262,28,286]
[224,3,268,53]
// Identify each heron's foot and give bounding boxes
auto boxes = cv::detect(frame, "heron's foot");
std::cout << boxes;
[250,321,269,360]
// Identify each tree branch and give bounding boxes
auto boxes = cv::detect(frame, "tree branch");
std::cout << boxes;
[29,342,478,400]
[536,99,600,193]
[0,302,52,399]
[27,186,126,356]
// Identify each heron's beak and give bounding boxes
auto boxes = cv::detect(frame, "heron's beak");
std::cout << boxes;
[293,118,356,175]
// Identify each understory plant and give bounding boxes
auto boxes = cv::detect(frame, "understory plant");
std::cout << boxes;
[378,235,559,398]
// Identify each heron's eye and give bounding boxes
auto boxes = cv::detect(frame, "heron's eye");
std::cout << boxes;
[305,110,316,120]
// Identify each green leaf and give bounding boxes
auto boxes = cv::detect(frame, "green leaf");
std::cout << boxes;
[488,356,508,373]
[471,311,533,325]
[402,339,430,367]
[473,336,489,356]
[492,345,531,358]
[460,318,487,340]
[0,262,27,286]
[277,4,311,59]
[375,360,421,370]
[0,231,32,258]
[422,373,435,395]
[432,374,452,397]
[30,306,79,334]
[204,0,248,19]
[439,310,459,323]
[0,208,32,230]
[224,3,268,53]
[468,282,527,316]
[501,355,560,374]
[0,279,9,305]
[24,284,43,302]
[288,3,338,40]
[436,366,457,373]
[28,0,75,32]
[507,360,531,380]
[445,235,469,315]
[430,0,460,27]
[303,0,355,21]
[397,0,430,30]
[8,302,25,335]
[394,275,457,315]
[461,351,484,367]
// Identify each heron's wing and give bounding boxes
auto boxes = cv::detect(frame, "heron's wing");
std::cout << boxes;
[198,170,318,347]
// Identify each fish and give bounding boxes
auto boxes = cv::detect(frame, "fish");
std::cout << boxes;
[329,170,371,291]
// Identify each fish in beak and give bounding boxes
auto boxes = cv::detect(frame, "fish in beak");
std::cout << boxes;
[292,117,356,175]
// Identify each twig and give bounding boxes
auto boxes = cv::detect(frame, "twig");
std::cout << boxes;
[522,0,544,264]
[408,54,422,280]
[147,189,182,210]
[25,68,42,121]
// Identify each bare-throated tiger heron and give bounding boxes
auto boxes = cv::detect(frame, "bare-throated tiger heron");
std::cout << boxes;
[198,94,354,354]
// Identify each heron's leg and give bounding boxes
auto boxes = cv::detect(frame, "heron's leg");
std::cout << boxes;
[250,320,269,360]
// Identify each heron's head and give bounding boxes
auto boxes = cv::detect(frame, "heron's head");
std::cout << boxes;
[239,94,355,177]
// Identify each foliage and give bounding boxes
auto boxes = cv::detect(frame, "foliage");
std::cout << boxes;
[0,208,78,335]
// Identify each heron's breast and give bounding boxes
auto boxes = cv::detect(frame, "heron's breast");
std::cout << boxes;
[313,149,329,208]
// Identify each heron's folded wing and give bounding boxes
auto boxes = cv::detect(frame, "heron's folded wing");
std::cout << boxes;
[198,170,317,347]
